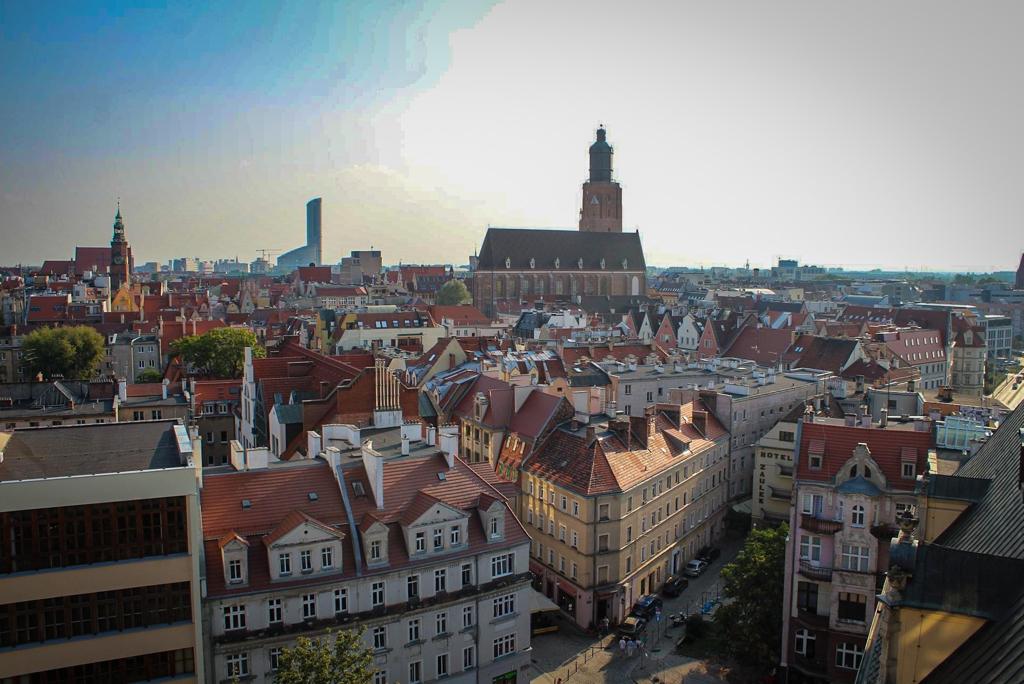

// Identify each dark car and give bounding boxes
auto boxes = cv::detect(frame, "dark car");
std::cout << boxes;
[697,545,721,563]
[617,615,647,639]
[630,594,664,620]
[661,575,690,597]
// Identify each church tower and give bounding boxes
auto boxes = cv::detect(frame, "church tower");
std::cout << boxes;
[109,202,133,291]
[579,126,623,232]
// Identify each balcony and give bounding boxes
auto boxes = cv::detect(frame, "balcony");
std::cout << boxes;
[801,513,843,535]
[870,522,899,541]
[798,560,833,582]
[766,485,791,502]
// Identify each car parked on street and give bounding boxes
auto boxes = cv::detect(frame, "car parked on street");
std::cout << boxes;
[617,615,647,639]
[684,559,708,577]
[630,594,663,619]
[661,575,690,597]
[697,545,721,563]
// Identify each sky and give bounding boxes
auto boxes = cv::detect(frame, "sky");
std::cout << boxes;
[1,0,1022,272]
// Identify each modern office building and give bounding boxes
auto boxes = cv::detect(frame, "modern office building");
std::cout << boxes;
[278,198,323,270]
[0,420,205,682]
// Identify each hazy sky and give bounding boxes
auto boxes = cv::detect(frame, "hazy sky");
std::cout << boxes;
[1,0,1022,271]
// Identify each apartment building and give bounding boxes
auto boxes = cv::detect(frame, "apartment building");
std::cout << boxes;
[780,415,934,684]
[0,420,205,682]
[105,332,162,383]
[191,379,242,467]
[856,403,1024,684]
[610,358,824,500]
[519,400,730,629]
[201,428,532,684]
[751,411,800,526]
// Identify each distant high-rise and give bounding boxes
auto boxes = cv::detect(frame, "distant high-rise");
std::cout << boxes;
[579,127,623,233]
[277,197,323,270]
[1016,252,1024,289]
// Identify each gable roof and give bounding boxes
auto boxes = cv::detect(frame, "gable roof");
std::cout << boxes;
[264,509,345,547]
[476,228,646,271]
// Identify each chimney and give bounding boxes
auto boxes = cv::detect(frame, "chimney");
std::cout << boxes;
[860,414,871,428]
[401,436,410,456]
[586,425,596,446]
[880,407,888,428]
[118,379,127,402]
[361,442,385,510]
[855,375,865,394]
[845,414,857,427]
[907,378,916,393]
[609,413,632,450]
[161,378,169,400]
[439,425,458,468]
[645,405,657,445]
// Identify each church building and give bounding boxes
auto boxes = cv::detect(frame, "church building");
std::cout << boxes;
[472,127,647,317]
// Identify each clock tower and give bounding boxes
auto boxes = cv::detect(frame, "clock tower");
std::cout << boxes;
[109,202,133,291]
[579,126,623,233]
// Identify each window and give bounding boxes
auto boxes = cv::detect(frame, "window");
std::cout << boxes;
[334,588,348,614]
[228,559,243,583]
[851,505,865,527]
[408,661,422,684]
[450,525,461,545]
[408,574,420,598]
[627,496,633,512]
[493,593,515,618]
[809,453,823,470]
[302,593,316,619]
[801,494,824,516]
[370,539,382,561]
[548,548,555,565]
[415,531,426,553]
[373,625,387,650]
[463,605,474,628]
[223,604,246,631]
[278,552,291,575]
[799,535,822,562]
[266,597,283,624]
[624,384,632,396]
[794,629,815,657]
[626,555,632,572]
[435,569,447,593]
[559,524,566,541]
[434,528,444,549]
[836,642,864,670]
[300,549,313,572]
[571,562,578,579]
[463,645,475,670]
[494,633,516,658]
[436,611,448,634]
[599,503,610,521]
[269,647,282,672]
[895,502,915,517]
[838,592,867,622]
[841,544,870,572]
[491,553,514,578]
[461,563,472,586]
[571,530,578,548]
[372,581,385,607]
[226,652,249,677]
[547,519,554,536]
[560,495,568,511]
[408,618,421,642]
[626,525,633,542]
[490,515,501,538]
[797,581,818,613]
[437,652,449,678]
[902,462,916,479]
[572,500,580,517]
[321,546,334,569]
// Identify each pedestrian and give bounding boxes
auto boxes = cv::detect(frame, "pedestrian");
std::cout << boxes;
[600,617,610,638]
[626,639,636,658]
[619,637,626,656]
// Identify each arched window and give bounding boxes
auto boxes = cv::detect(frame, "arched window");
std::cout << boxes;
[864,466,872,479]
[631,276,640,296]
[850,465,857,478]
[851,505,865,527]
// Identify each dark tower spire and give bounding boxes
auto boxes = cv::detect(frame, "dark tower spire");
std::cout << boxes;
[589,126,613,183]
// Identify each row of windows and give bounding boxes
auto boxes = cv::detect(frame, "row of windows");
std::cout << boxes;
[1,583,192,648]
[18,648,194,684]
[274,546,336,577]
[0,498,189,574]
[224,555,515,630]
[793,630,864,670]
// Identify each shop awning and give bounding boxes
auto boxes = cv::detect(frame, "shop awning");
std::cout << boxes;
[731,497,752,514]
[530,589,560,614]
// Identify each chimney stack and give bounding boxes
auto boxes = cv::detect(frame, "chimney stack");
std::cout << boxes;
[586,425,597,446]
[645,405,657,446]
[609,413,632,450]
[691,409,708,436]
[161,378,169,400]
[880,407,888,428]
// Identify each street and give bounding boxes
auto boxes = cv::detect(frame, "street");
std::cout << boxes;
[991,359,1024,410]
[527,537,745,684]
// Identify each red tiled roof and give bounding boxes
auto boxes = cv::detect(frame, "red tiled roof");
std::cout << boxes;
[192,379,242,408]
[294,266,333,284]
[264,510,344,547]
[790,336,859,373]
[508,391,567,440]
[452,376,515,428]
[796,420,934,489]
[427,305,491,326]
[561,344,666,366]
[74,246,111,274]
[723,326,794,366]
[218,531,249,549]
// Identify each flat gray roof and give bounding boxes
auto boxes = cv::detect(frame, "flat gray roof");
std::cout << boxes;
[0,420,185,481]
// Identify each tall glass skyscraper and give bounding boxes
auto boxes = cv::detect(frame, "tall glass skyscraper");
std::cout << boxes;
[277,197,323,269]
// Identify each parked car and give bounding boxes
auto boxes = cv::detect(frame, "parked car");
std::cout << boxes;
[617,615,647,639]
[697,545,721,563]
[662,575,690,597]
[684,559,708,577]
[630,594,664,619]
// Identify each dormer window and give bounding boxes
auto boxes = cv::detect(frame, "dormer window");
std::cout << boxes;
[490,516,500,538]
[279,552,291,575]
[433,528,444,549]
[415,531,426,553]
[228,559,243,583]
[450,525,461,546]
[505,257,511,269]
[300,549,313,573]
[370,539,382,561]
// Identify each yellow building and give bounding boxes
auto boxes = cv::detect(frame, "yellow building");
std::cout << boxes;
[0,420,205,682]
[856,404,1024,684]
[519,401,730,628]
[751,414,799,526]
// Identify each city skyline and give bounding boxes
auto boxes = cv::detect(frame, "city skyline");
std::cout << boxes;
[3,0,1023,271]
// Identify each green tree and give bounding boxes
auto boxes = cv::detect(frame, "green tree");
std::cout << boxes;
[135,368,164,384]
[171,327,264,379]
[274,628,374,684]
[436,279,471,305]
[21,325,106,380]
[713,524,788,673]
